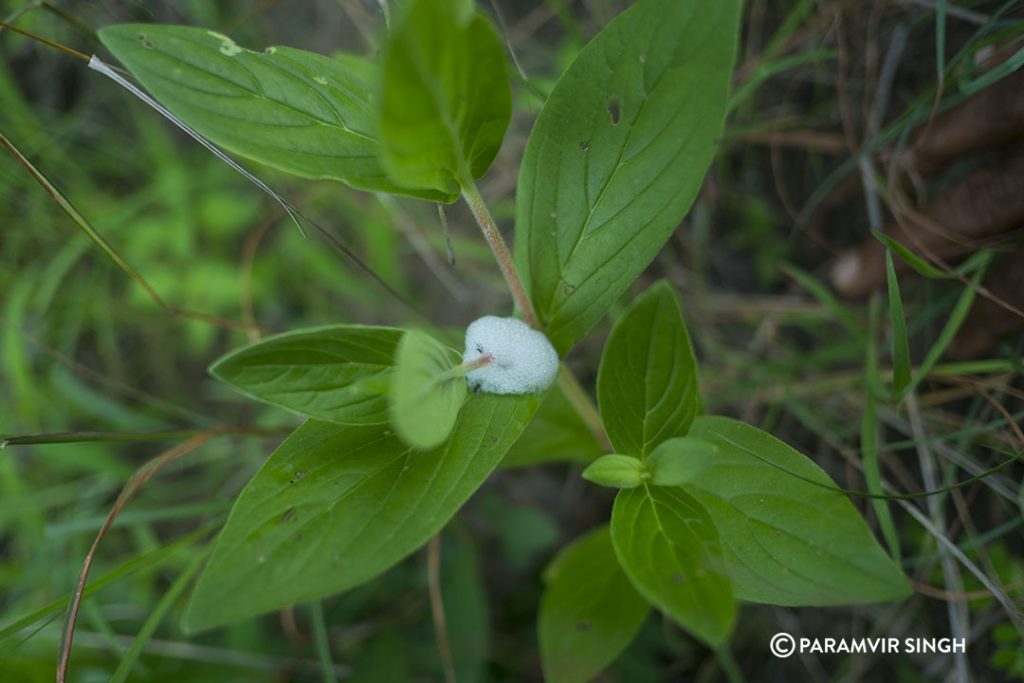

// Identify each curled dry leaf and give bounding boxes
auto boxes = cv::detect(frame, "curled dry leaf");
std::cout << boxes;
[831,62,1024,301]
[950,253,1024,358]
[831,150,1024,298]
[901,69,1024,178]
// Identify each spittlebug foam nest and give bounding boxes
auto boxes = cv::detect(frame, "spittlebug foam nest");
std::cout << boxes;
[463,316,559,395]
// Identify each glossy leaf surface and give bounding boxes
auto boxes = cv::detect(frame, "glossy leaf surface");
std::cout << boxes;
[539,526,649,683]
[99,24,430,196]
[597,281,701,458]
[611,485,735,646]
[185,393,539,631]
[515,0,741,353]
[210,325,401,426]
[678,416,912,605]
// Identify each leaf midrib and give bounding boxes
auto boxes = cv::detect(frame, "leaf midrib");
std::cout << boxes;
[136,37,377,143]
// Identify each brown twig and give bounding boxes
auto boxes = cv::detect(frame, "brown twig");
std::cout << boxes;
[239,215,277,341]
[0,132,261,334]
[56,431,219,683]
[426,534,456,683]
[913,580,1024,602]
[0,19,90,62]
[1,426,287,447]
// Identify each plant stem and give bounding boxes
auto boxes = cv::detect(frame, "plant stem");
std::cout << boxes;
[427,534,456,683]
[715,645,746,683]
[557,366,611,451]
[0,427,287,448]
[309,600,338,683]
[460,179,540,329]
[462,180,611,450]
[438,354,493,382]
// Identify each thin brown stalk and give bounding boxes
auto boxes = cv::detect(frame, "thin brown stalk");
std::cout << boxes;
[460,182,614,451]
[912,580,1024,602]
[427,534,456,683]
[0,19,90,62]
[239,216,276,341]
[56,431,219,683]
[461,179,540,329]
[0,132,261,333]
[2,426,286,447]
[557,367,612,452]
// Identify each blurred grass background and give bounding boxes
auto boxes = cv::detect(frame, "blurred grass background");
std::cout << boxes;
[2,0,1023,681]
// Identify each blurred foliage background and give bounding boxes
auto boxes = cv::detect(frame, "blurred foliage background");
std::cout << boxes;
[2,0,1024,681]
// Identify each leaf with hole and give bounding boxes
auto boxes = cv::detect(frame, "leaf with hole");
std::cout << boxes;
[184,392,540,631]
[210,325,402,426]
[675,416,912,605]
[611,485,735,646]
[515,0,742,354]
[539,526,650,683]
[378,0,511,200]
[98,24,435,198]
[597,281,701,459]
[390,329,467,450]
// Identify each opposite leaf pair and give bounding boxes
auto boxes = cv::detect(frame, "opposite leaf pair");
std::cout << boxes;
[538,282,911,682]
[582,437,718,488]
[98,0,744,359]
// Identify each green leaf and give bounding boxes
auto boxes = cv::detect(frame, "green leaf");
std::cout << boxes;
[184,392,540,631]
[98,25,430,197]
[110,547,209,683]
[871,230,949,279]
[782,264,864,341]
[514,0,742,355]
[597,281,701,458]
[885,251,912,396]
[539,526,650,683]
[897,252,990,399]
[860,375,901,564]
[679,416,912,605]
[611,486,735,646]
[378,0,511,200]
[349,631,410,683]
[646,437,717,487]
[390,329,467,450]
[442,533,490,683]
[501,387,603,468]
[210,325,402,426]
[582,454,646,489]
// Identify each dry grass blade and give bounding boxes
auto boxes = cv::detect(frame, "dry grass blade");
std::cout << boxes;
[0,132,261,333]
[2,21,425,326]
[0,19,90,62]
[898,497,1024,628]
[905,392,969,682]
[55,431,219,683]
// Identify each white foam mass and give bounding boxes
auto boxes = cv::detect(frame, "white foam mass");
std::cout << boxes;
[463,316,560,395]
